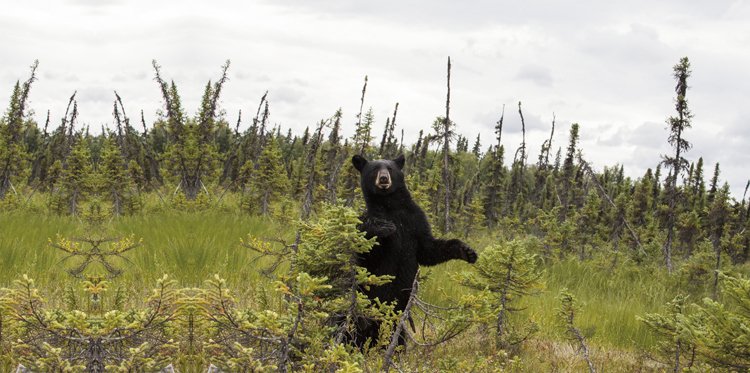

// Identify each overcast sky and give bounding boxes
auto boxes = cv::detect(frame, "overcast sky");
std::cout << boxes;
[2,0,749,197]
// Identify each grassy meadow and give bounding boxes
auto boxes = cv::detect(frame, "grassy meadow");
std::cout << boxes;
[0,204,699,371]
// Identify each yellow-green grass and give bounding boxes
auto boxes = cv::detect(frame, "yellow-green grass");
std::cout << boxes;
[0,209,685,356]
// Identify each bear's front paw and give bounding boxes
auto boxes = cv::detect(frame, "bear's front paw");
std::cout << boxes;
[449,239,478,264]
[461,245,478,264]
[367,217,397,237]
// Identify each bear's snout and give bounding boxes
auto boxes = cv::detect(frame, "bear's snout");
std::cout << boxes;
[375,169,392,189]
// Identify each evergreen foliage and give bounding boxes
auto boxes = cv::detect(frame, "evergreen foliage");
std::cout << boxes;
[456,238,544,349]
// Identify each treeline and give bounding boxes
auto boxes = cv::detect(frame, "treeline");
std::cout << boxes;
[1,58,749,273]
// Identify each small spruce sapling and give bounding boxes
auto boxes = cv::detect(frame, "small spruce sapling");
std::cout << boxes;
[455,237,544,349]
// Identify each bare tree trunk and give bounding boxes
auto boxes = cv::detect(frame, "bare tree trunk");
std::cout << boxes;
[382,271,419,372]
[515,101,527,165]
[442,57,452,233]
[571,324,596,373]
[356,76,368,155]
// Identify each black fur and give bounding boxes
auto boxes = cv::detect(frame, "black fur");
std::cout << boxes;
[350,154,477,348]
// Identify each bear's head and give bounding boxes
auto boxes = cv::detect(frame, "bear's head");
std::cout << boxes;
[352,154,406,196]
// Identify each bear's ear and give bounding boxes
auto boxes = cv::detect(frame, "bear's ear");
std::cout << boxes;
[352,154,368,172]
[393,154,405,170]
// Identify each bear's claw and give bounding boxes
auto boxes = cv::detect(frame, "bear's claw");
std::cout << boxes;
[460,244,478,263]
[447,239,478,263]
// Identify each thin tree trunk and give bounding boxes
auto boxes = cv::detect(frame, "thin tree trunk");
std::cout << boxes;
[442,57,452,233]
[496,253,514,347]
[382,271,419,372]
[572,325,596,373]
[356,76,368,154]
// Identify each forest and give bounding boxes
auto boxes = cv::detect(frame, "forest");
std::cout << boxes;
[0,57,748,372]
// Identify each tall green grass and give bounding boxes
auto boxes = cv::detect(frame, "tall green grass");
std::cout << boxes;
[0,210,289,306]
[0,209,686,354]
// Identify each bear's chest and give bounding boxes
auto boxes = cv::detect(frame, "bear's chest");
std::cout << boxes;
[365,211,420,265]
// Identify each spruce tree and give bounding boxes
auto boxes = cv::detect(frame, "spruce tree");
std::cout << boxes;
[661,57,693,272]
[640,294,695,371]
[323,109,343,203]
[246,138,289,215]
[0,61,38,200]
[483,106,505,227]
[99,137,138,215]
[561,123,580,219]
[52,138,93,215]
[707,182,731,298]
[153,60,227,200]
[456,238,544,349]
[353,108,374,156]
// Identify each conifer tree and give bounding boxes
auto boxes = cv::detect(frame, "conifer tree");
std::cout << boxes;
[471,133,481,158]
[99,137,138,215]
[483,106,505,227]
[707,182,731,298]
[707,162,720,205]
[245,138,289,215]
[353,107,374,156]
[640,294,695,371]
[352,76,370,156]
[378,103,399,158]
[323,109,344,203]
[457,238,544,348]
[52,138,94,215]
[686,274,750,369]
[154,60,228,200]
[534,115,556,207]
[575,191,603,260]
[627,169,655,248]
[561,123,580,219]
[661,57,693,272]
[0,61,38,200]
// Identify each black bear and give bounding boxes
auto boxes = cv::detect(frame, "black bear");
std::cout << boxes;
[350,154,477,347]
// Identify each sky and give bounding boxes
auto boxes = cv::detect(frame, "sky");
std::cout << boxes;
[1,0,749,197]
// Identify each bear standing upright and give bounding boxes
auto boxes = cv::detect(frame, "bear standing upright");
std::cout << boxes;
[351,154,478,347]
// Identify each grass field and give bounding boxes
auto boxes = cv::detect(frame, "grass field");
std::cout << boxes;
[0,208,701,371]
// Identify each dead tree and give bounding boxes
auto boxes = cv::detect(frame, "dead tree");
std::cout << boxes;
[441,57,453,233]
